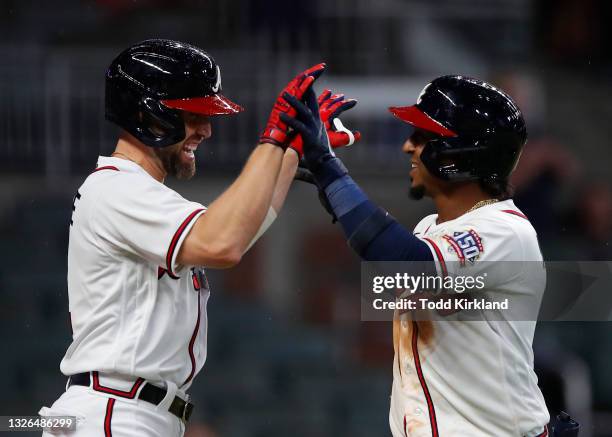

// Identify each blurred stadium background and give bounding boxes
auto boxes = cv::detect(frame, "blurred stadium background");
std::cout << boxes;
[1,0,612,436]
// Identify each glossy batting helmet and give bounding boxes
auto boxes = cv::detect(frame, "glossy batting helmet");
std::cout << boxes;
[105,39,243,148]
[389,75,527,183]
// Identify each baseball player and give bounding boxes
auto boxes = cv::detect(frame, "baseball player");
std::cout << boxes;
[284,76,554,436]
[38,40,357,437]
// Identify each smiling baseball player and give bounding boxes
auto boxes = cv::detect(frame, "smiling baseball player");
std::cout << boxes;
[37,40,360,437]
[284,76,553,436]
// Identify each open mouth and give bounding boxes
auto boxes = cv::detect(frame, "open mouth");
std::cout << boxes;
[183,142,199,161]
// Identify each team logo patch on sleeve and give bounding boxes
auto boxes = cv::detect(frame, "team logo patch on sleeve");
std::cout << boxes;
[442,229,483,266]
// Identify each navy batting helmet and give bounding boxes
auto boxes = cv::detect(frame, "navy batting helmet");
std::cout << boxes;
[389,75,527,183]
[105,39,243,148]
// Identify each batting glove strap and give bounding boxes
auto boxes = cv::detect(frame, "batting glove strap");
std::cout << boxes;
[259,127,290,149]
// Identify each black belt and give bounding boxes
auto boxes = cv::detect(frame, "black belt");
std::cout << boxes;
[68,372,193,423]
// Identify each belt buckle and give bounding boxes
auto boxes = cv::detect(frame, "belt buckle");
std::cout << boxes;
[181,402,194,423]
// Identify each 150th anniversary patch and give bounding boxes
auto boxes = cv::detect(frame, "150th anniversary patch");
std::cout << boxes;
[443,229,484,266]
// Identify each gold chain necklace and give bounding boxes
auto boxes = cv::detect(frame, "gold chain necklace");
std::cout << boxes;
[467,198,499,213]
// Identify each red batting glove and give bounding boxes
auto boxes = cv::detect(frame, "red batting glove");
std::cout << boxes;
[289,89,361,158]
[259,63,326,148]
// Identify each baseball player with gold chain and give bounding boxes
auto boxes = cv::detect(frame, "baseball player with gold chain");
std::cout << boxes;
[284,75,556,436]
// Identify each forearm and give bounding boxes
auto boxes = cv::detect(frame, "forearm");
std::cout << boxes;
[245,206,278,252]
[187,143,284,261]
[324,175,434,262]
[179,64,327,268]
[243,149,299,252]
[271,148,300,212]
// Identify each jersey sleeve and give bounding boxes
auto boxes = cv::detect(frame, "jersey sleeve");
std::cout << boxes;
[92,177,206,277]
[418,217,524,290]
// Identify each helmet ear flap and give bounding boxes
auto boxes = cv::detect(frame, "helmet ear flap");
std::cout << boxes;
[106,77,187,148]
[420,137,485,182]
[419,139,446,179]
[130,97,186,148]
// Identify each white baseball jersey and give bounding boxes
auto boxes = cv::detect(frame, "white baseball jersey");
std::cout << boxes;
[390,199,549,437]
[61,156,209,390]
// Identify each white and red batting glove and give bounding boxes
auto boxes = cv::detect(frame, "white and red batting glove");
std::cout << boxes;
[289,89,361,158]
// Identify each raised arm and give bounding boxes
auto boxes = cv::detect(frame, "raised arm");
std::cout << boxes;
[270,149,301,213]
[241,148,300,254]
[241,88,364,252]
[271,89,361,214]
[178,64,325,268]
[281,87,434,263]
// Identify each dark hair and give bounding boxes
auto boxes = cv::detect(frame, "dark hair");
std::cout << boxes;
[478,177,513,200]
